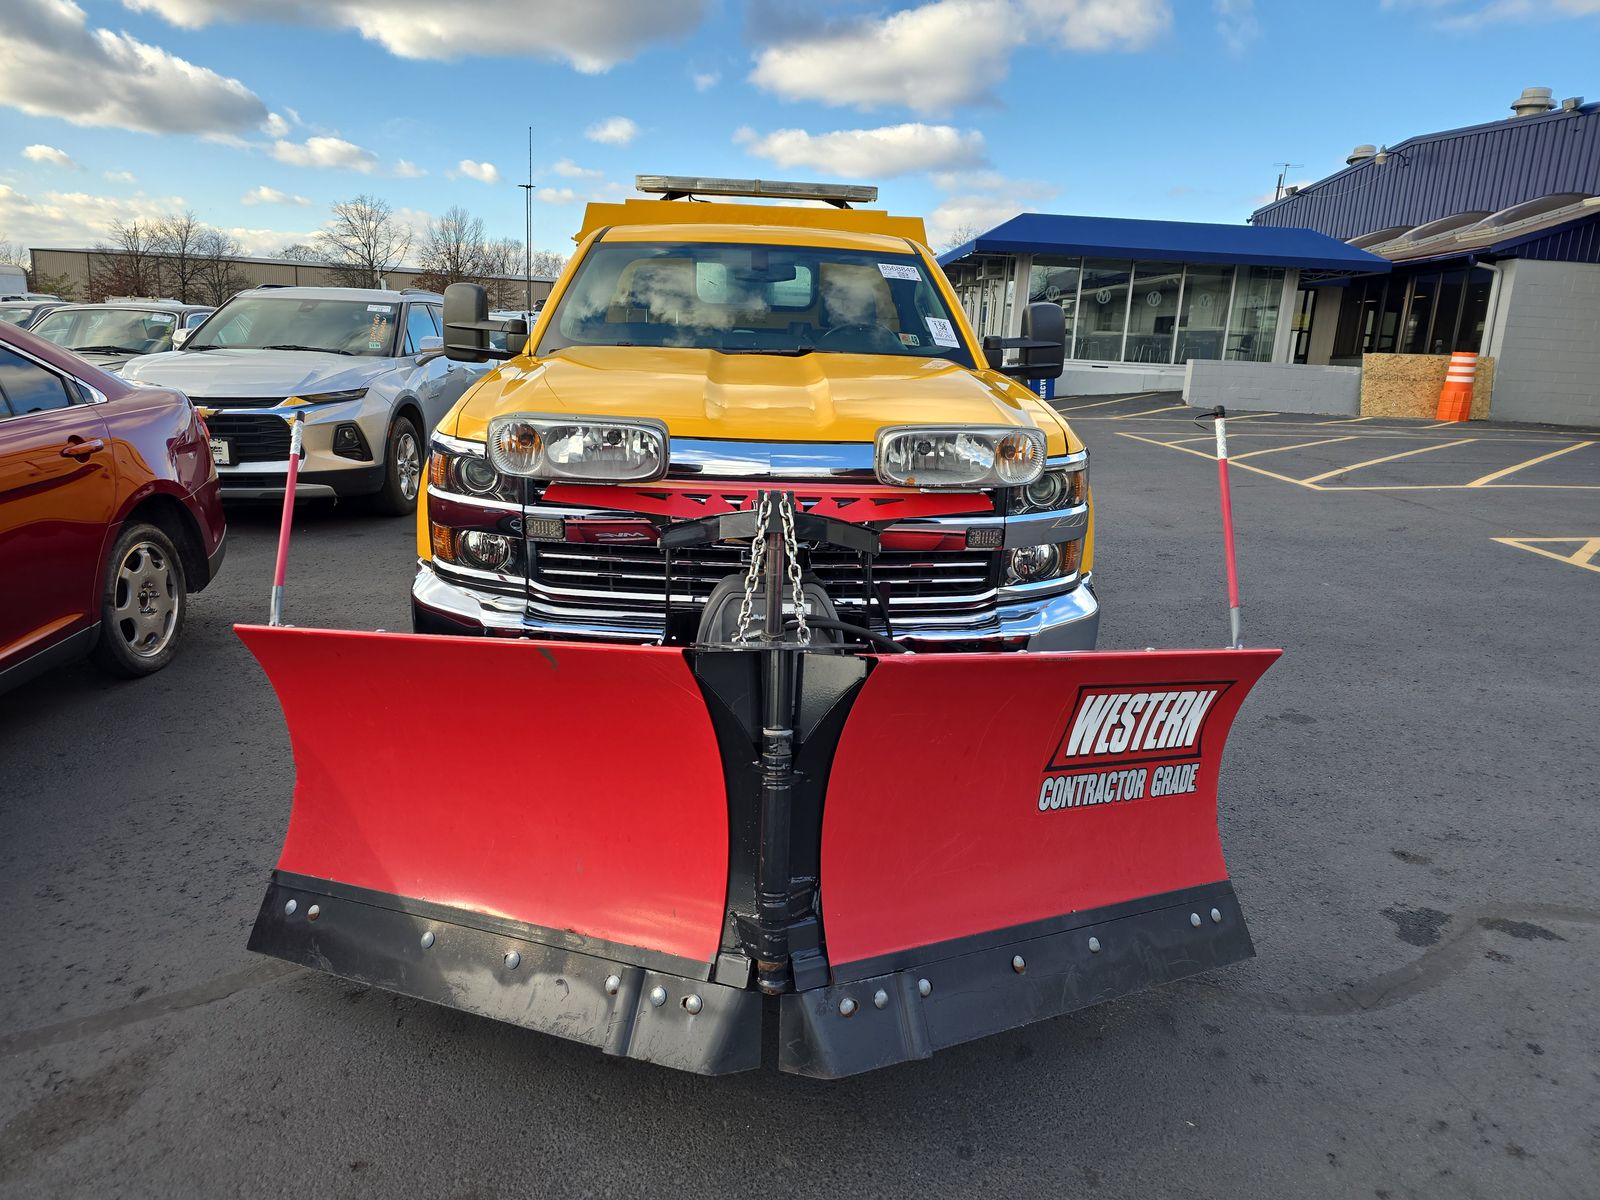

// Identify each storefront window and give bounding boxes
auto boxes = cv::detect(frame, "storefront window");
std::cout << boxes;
[1226,266,1285,361]
[1374,276,1406,353]
[1455,267,1494,352]
[1073,259,1132,361]
[1125,261,1182,364]
[1402,272,1438,354]
[1178,264,1233,363]
[1029,256,1081,357]
[1429,270,1466,353]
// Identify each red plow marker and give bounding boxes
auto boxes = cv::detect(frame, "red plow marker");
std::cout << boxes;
[243,447,1278,1076]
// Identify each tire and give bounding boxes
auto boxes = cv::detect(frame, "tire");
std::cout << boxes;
[90,522,188,679]
[372,414,424,516]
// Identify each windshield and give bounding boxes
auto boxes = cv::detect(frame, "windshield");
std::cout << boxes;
[32,307,178,354]
[185,296,400,356]
[0,306,37,326]
[538,240,974,366]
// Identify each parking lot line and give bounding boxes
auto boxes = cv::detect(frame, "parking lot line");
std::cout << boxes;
[1118,431,1316,487]
[1231,435,1359,461]
[1055,393,1160,412]
[1467,439,1596,487]
[1297,438,1475,484]
[1111,404,1191,419]
[1493,536,1600,575]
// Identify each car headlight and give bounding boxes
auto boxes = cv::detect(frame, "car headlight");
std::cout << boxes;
[1006,539,1083,584]
[1013,463,1088,513]
[486,414,669,483]
[875,426,1046,489]
[290,388,369,404]
[428,447,520,503]
[429,524,520,574]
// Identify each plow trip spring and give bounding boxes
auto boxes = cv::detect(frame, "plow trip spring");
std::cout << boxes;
[244,490,1278,1077]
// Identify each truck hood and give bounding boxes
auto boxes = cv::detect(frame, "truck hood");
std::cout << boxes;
[450,346,1070,450]
[117,349,384,400]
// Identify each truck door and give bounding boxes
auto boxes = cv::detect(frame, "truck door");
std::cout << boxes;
[0,348,117,665]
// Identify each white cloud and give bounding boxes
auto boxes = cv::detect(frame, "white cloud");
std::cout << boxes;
[272,135,379,173]
[455,159,502,184]
[749,0,1169,112]
[392,159,427,178]
[552,159,603,179]
[585,116,639,145]
[1381,0,1600,26]
[262,111,291,137]
[737,124,988,180]
[23,144,78,168]
[692,70,719,91]
[104,170,137,184]
[242,185,313,206]
[122,0,707,72]
[536,187,583,206]
[1212,0,1259,52]
[925,171,1059,247]
[0,182,187,247]
[1,0,267,135]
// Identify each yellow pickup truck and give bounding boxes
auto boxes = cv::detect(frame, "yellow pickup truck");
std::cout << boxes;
[413,175,1096,651]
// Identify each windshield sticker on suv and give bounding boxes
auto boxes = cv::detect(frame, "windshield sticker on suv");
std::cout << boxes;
[899,332,922,347]
[368,312,392,350]
[878,263,920,282]
[925,317,959,347]
[367,304,393,313]
[148,313,176,323]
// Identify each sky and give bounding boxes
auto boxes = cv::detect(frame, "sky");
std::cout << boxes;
[2,0,1597,262]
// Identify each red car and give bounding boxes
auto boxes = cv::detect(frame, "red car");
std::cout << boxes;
[0,322,225,694]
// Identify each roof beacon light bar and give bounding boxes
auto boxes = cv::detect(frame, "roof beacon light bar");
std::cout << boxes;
[635,175,878,209]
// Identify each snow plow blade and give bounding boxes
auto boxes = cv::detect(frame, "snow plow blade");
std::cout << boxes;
[241,623,1277,1077]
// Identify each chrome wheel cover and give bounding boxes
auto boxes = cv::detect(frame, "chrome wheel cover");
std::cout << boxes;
[113,541,178,658]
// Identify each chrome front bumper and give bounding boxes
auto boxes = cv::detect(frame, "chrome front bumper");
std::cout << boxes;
[412,562,1100,652]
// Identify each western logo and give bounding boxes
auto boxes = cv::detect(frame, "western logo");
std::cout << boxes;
[1046,684,1226,771]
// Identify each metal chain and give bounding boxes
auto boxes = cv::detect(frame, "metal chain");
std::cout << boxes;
[732,491,771,644]
[779,492,811,646]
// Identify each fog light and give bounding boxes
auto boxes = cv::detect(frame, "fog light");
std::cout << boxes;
[1007,543,1062,583]
[331,423,371,461]
[458,530,513,571]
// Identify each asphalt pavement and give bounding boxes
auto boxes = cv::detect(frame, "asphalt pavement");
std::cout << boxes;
[2,394,1597,1198]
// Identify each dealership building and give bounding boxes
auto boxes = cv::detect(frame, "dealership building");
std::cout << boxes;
[943,87,1600,425]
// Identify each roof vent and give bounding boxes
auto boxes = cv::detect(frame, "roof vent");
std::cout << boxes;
[1510,86,1555,118]
[1561,96,1584,112]
[1346,144,1377,165]
[1283,185,1300,196]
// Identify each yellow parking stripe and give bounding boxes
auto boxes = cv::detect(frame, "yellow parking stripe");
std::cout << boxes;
[1231,436,1359,461]
[1055,393,1161,412]
[1111,404,1191,419]
[1298,438,1474,484]
[1466,440,1595,487]
[1117,432,1314,487]
[1493,537,1600,575]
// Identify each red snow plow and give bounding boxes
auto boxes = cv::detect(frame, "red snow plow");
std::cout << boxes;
[245,413,1277,1077]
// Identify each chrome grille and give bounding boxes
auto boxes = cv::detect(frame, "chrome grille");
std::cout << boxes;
[528,542,1000,631]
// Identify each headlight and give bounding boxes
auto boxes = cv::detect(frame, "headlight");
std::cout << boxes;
[429,524,520,573]
[1005,539,1083,584]
[875,426,1046,489]
[428,448,518,502]
[487,413,669,483]
[1014,463,1088,513]
[291,388,369,404]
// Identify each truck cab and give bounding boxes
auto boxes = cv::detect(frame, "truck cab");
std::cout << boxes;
[413,176,1096,652]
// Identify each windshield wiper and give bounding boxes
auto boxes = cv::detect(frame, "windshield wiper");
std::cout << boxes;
[261,344,358,355]
[715,347,816,356]
[73,344,146,355]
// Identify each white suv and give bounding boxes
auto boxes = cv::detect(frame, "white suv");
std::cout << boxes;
[119,286,491,514]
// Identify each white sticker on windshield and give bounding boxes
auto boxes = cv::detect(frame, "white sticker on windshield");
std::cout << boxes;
[878,263,920,281]
[149,313,176,324]
[925,317,959,347]
[367,304,393,313]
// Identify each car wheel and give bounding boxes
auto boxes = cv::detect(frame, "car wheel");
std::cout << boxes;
[373,414,423,516]
[90,522,188,679]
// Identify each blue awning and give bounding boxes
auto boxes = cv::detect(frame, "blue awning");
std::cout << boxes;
[938,213,1390,273]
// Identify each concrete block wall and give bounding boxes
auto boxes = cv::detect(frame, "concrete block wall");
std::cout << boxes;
[1057,364,1186,396]
[1489,259,1600,427]
[1182,359,1362,415]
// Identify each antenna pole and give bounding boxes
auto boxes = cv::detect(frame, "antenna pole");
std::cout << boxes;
[520,125,535,317]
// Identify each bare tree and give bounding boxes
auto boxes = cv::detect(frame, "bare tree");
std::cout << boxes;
[316,194,412,289]
[92,218,164,300]
[481,238,527,307]
[194,228,251,306]
[0,241,26,270]
[275,242,327,263]
[939,224,981,253]
[153,210,206,302]
[414,206,489,293]
[529,249,568,279]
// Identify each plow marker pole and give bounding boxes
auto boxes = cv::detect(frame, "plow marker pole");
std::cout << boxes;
[1204,406,1244,649]
[268,413,303,627]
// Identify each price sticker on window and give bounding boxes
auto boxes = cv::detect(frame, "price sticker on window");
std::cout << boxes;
[878,263,920,281]
[925,317,959,347]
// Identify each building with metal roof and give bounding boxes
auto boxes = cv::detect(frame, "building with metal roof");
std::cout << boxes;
[937,213,1388,397]
[1250,86,1599,425]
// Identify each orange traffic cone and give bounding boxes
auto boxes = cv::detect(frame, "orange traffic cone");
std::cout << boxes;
[1436,352,1476,422]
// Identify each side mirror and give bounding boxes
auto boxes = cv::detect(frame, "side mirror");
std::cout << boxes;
[983,301,1066,381]
[443,282,527,363]
[416,334,443,353]
[172,326,194,349]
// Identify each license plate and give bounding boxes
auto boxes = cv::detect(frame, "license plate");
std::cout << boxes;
[210,437,231,466]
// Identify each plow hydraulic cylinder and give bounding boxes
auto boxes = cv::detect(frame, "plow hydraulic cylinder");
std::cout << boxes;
[755,495,796,994]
